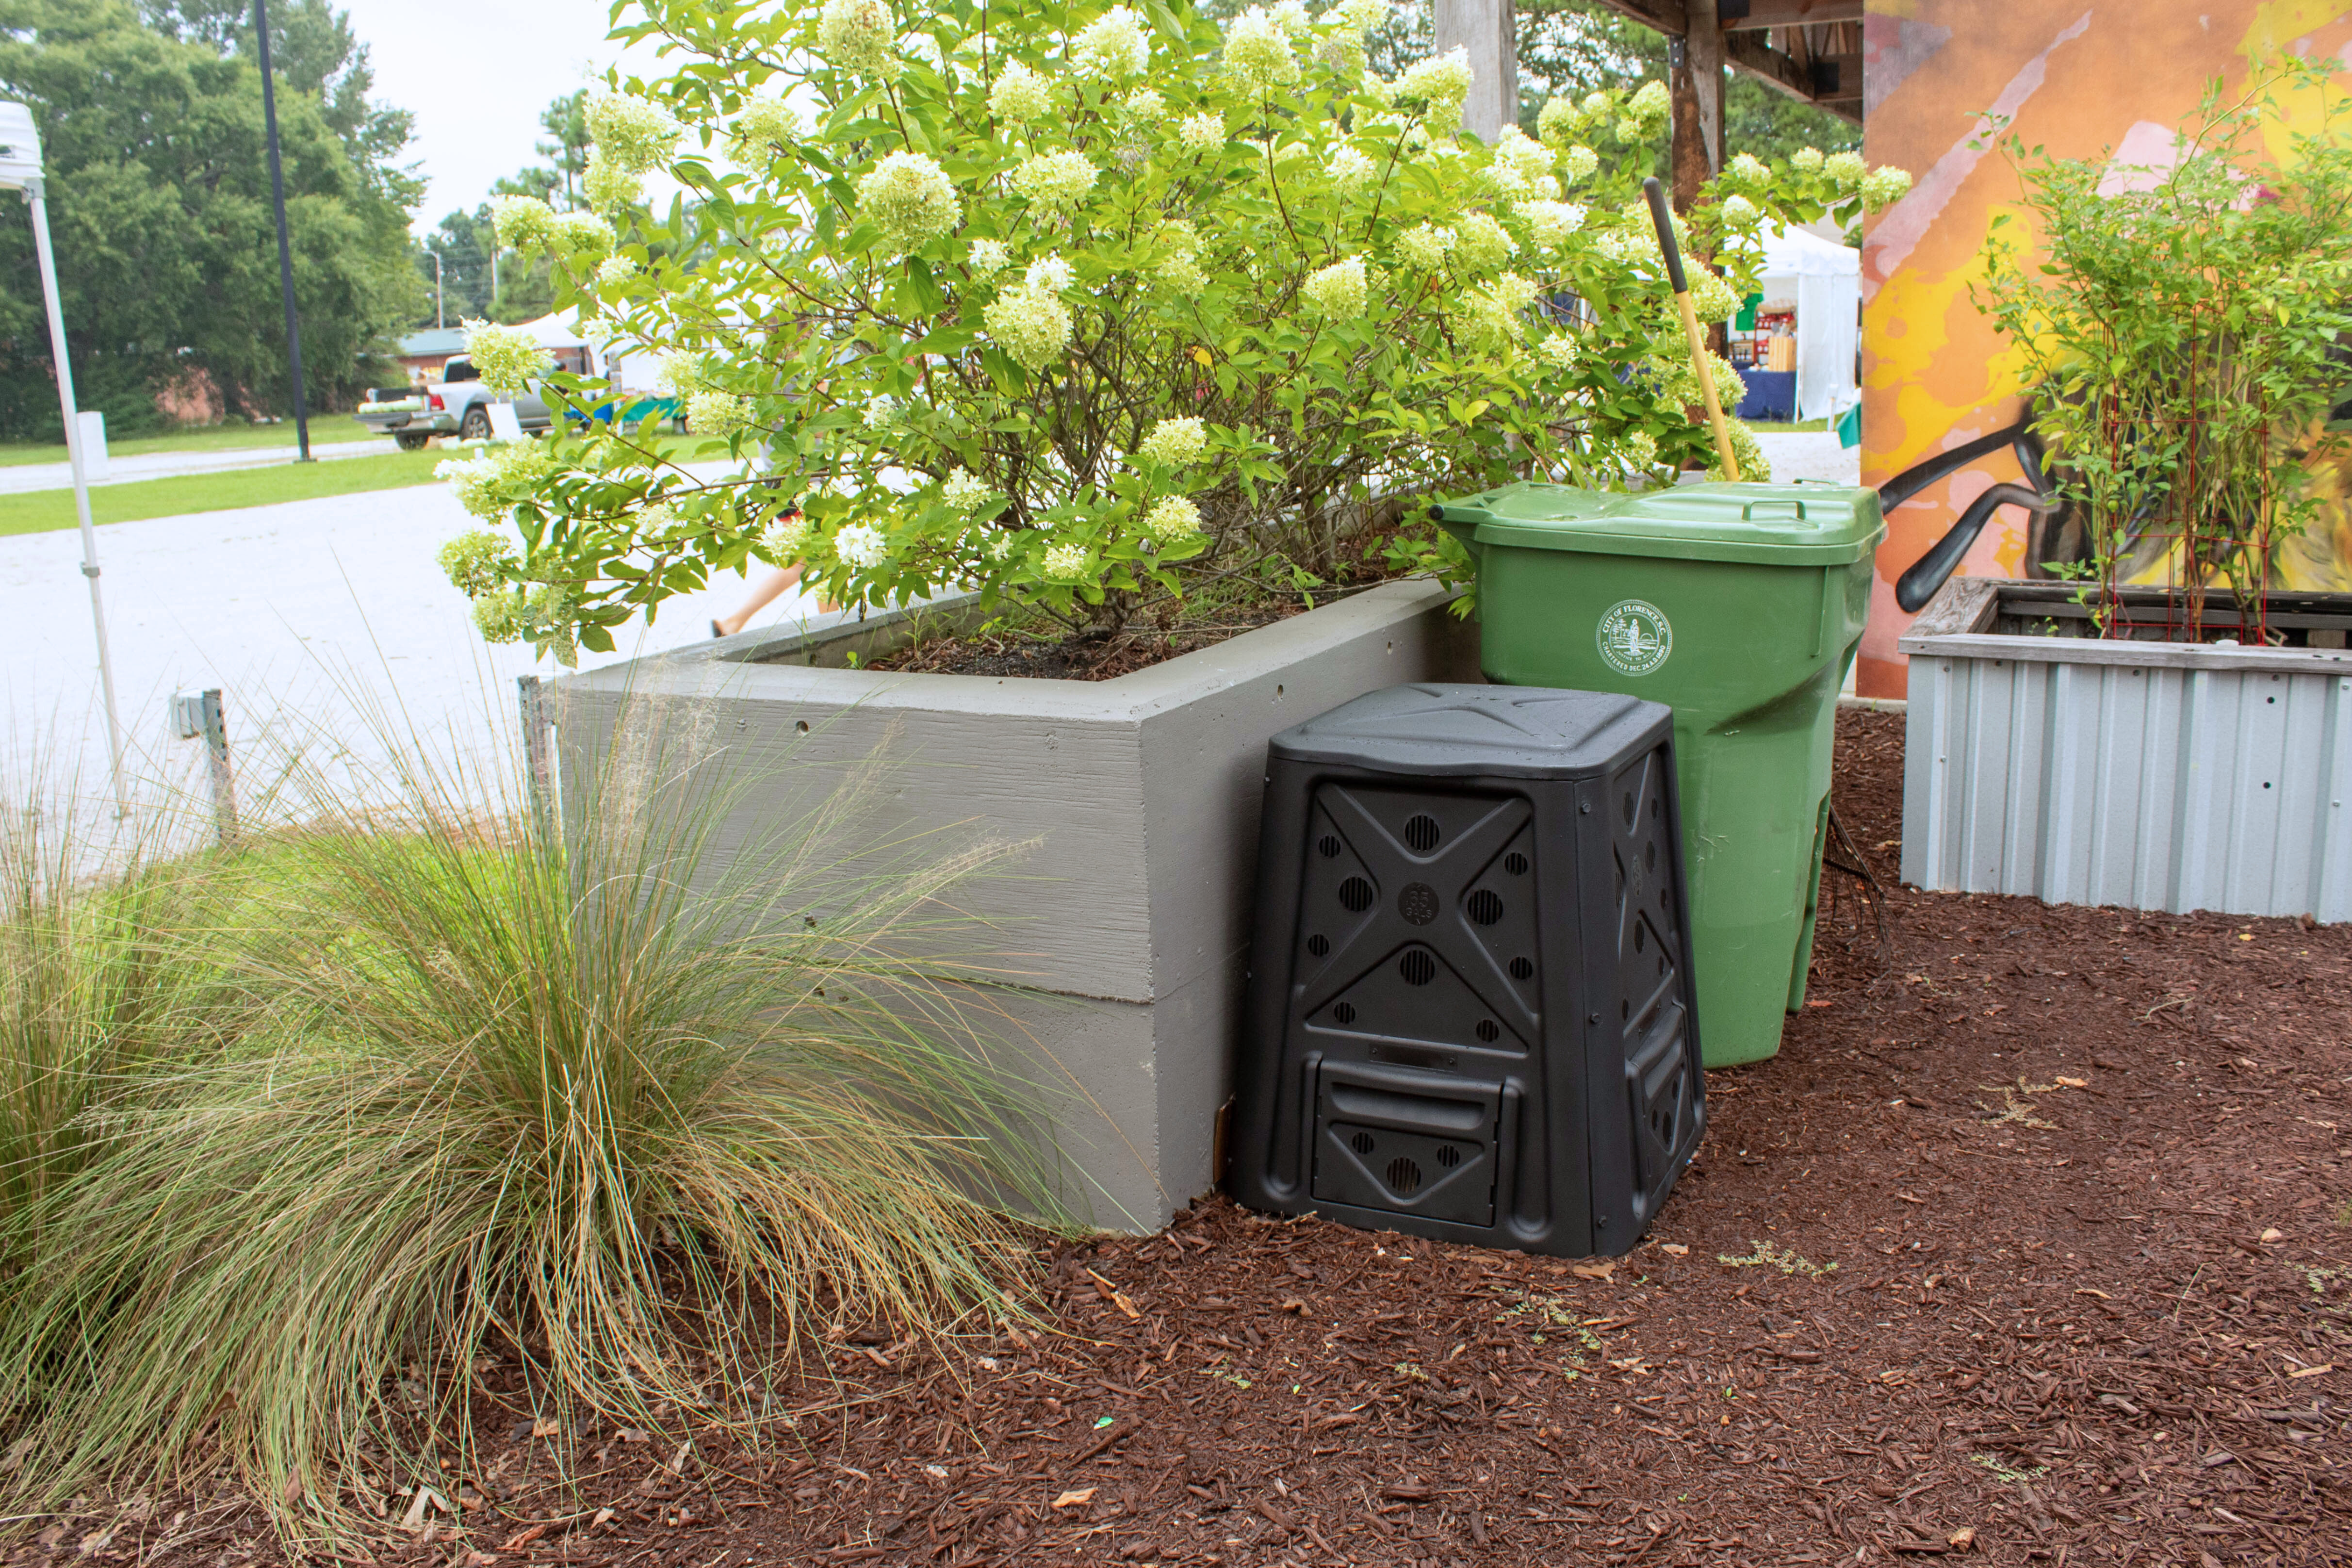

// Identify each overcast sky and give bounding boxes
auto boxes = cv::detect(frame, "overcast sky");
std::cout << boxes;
[337,0,668,229]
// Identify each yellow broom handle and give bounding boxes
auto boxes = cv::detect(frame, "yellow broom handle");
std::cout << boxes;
[1644,176,1741,483]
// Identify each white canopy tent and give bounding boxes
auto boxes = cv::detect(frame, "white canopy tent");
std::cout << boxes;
[1755,225,1860,424]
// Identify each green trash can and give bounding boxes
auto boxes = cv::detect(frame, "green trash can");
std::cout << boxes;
[1431,480,1884,1067]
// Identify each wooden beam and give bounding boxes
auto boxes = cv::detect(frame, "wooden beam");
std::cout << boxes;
[1715,0,1864,29]
[1585,0,1689,37]
[1723,31,1862,124]
[1433,0,1519,141]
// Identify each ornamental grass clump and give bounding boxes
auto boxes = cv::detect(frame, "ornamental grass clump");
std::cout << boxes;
[447,0,1904,660]
[0,709,1059,1533]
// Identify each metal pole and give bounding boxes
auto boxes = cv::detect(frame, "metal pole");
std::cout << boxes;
[434,247,444,330]
[254,0,313,463]
[25,186,128,817]
[491,245,500,312]
[197,689,238,848]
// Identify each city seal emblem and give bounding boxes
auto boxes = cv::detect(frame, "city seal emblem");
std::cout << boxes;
[1597,599,1672,676]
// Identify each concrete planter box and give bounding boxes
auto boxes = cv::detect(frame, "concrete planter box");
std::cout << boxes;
[554,581,1479,1229]
[1899,577,2352,921]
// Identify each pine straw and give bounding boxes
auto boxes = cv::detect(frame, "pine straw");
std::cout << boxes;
[0,704,1066,1544]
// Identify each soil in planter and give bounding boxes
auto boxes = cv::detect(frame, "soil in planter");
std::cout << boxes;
[79,712,2352,1566]
[869,561,1422,682]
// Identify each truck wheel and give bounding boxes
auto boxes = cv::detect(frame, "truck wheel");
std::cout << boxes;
[395,431,431,452]
[459,406,493,441]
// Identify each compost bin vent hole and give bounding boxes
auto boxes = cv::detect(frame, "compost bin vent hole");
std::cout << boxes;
[1466,889,1504,926]
[1404,814,1441,853]
[1399,949,1437,985]
[1509,956,1535,980]
[1350,1130,1376,1156]
[1332,1001,1357,1024]
[1338,877,1375,912]
[1306,934,1330,957]
[1622,791,1635,825]
[1475,1019,1499,1043]
[1318,834,1342,858]
[1435,1144,1462,1169]
[1385,1156,1423,1195]
[1504,852,1529,876]
[1645,841,1657,871]
[1635,924,1646,953]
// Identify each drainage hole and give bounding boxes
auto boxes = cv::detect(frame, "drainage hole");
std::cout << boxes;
[1318,833,1342,858]
[1435,1144,1462,1169]
[1306,933,1330,957]
[1384,1156,1423,1196]
[1509,956,1535,981]
[1399,949,1436,986]
[1504,851,1530,876]
[1635,924,1646,953]
[1331,1001,1357,1024]
[1403,813,1441,853]
[1645,840,1657,871]
[1475,1019,1499,1043]
[1338,876,1374,912]
[1465,888,1504,925]
[1350,1130,1376,1156]
[1621,999,1630,1020]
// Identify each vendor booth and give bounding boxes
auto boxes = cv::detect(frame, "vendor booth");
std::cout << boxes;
[1730,225,1860,425]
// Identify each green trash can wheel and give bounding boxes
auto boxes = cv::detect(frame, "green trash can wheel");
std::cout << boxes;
[1432,480,1885,1068]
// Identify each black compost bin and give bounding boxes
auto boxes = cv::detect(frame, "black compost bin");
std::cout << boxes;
[1226,684,1705,1258]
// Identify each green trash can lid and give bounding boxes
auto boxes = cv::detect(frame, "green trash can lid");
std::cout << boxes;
[1431,479,1885,566]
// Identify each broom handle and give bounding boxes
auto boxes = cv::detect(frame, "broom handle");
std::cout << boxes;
[1643,176,1741,483]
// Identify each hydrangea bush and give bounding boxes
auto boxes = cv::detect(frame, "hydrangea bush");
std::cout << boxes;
[445,0,1907,662]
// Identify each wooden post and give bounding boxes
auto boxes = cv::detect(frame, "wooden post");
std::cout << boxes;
[1669,0,1725,212]
[191,689,238,848]
[519,674,555,839]
[1432,0,1519,142]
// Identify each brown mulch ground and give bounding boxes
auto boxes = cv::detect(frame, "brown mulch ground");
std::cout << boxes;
[30,709,2352,1567]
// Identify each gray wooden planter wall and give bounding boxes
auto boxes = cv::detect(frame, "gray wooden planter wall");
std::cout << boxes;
[1899,578,2352,921]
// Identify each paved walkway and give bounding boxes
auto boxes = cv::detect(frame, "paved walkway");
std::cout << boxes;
[0,438,390,495]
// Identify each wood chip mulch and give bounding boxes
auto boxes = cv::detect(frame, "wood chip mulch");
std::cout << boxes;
[25,709,2352,1567]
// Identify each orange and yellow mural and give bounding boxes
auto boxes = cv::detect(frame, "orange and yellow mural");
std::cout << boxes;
[1857,0,2352,697]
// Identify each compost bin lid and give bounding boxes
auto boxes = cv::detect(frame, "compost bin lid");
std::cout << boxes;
[1431,478,1884,565]
[1270,684,1670,780]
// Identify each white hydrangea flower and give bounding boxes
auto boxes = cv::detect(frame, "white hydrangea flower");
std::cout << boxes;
[652,354,699,398]
[1689,269,1742,324]
[461,318,553,395]
[984,284,1075,369]
[1175,111,1226,152]
[1718,193,1760,227]
[1137,416,1208,467]
[767,508,814,560]
[1327,142,1377,192]
[1581,89,1612,117]
[1824,149,1867,191]
[437,527,515,595]
[1393,47,1472,133]
[1010,150,1098,208]
[1516,199,1585,249]
[435,453,505,519]
[488,195,558,251]
[1024,253,1076,293]
[1272,0,1312,32]
[1144,495,1202,537]
[1335,0,1387,34]
[990,60,1054,121]
[1222,6,1301,93]
[1862,166,1914,211]
[1463,271,1538,343]
[856,151,960,252]
[596,253,640,286]
[1452,211,1517,272]
[687,390,752,437]
[1556,143,1600,184]
[1621,79,1671,138]
[1622,429,1658,473]
[728,98,800,165]
[1395,222,1456,270]
[985,533,1015,562]
[1537,331,1581,370]
[1725,151,1771,185]
[1155,252,1208,291]
[1534,94,1580,147]
[1073,5,1150,77]
[1043,541,1092,579]
[1791,146,1825,172]
[833,521,891,568]
[818,0,901,80]
[1487,127,1557,198]
[551,211,614,257]
[583,150,642,213]
[1301,255,1369,318]
[941,469,991,513]
[968,237,1012,276]
[1122,86,1165,118]
[586,93,681,175]
[1710,417,1769,482]
[861,394,902,431]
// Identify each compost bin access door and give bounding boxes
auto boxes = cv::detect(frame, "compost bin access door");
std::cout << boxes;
[1310,1060,1503,1227]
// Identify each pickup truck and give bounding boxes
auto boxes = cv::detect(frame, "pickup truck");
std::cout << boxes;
[356,355,554,450]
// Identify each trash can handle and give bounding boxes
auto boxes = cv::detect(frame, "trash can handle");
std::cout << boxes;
[1740,499,1808,521]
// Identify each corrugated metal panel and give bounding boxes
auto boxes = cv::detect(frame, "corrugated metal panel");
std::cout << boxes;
[1901,650,2352,921]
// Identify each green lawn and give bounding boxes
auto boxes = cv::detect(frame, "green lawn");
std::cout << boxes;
[0,414,384,468]
[0,450,447,535]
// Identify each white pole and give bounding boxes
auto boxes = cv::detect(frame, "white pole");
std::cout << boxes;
[24,185,129,816]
